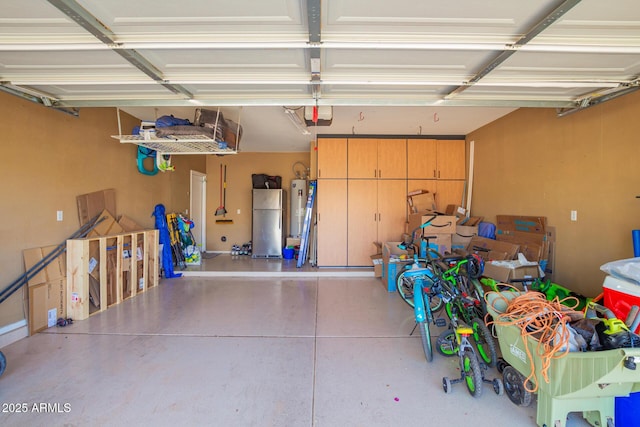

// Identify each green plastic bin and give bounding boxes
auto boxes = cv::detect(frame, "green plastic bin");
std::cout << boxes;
[486,291,640,427]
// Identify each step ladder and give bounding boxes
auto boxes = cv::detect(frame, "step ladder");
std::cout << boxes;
[297,180,317,268]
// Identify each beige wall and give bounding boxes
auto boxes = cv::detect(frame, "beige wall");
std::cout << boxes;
[206,153,311,251]
[0,91,206,328]
[468,89,640,296]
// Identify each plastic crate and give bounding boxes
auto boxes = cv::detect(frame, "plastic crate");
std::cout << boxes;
[487,291,640,427]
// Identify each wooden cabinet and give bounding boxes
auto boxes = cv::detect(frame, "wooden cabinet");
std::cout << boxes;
[316,179,347,266]
[407,139,437,179]
[317,138,347,178]
[435,180,466,212]
[316,137,464,267]
[437,140,465,179]
[407,139,465,179]
[348,138,406,179]
[347,180,378,266]
[347,179,406,266]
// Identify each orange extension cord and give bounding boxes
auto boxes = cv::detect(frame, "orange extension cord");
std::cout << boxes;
[485,289,583,393]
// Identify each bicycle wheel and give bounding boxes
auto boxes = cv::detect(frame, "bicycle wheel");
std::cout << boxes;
[462,349,483,398]
[471,317,498,368]
[418,320,433,362]
[396,270,443,313]
[436,329,457,357]
[0,350,6,378]
[395,269,415,308]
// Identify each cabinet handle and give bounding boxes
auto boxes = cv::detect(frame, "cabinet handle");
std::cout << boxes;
[438,170,441,178]
[379,169,382,178]
[378,213,381,221]
[318,169,321,178]
[433,169,436,178]
[374,169,377,178]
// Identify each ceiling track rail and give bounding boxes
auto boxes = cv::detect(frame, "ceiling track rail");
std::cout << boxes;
[556,81,640,117]
[307,0,322,101]
[46,0,193,99]
[445,0,582,99]
[0,83,79,116]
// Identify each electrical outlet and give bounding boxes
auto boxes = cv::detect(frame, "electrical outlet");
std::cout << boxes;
[237,209,241,214]
[57,210,63,221]
[570,210,577,221]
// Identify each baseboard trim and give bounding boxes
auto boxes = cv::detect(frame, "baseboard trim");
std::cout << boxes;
[0,319,28,349]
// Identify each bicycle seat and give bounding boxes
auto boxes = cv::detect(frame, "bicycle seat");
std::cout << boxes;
[441,255,463,264]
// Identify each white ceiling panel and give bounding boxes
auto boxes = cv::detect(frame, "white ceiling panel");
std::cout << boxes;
[0,0,638,151]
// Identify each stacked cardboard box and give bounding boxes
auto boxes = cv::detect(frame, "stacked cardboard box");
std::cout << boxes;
[407,211,456,255]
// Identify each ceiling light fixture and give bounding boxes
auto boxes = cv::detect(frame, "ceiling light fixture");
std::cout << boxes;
[284,107,311,135]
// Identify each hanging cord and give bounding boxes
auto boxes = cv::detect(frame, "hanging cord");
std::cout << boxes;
[485,291,582,393]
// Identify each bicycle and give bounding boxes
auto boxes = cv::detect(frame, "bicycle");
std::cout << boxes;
[435,260,498,368]
[440,309,504,398]
[395,218,489,363]
[394,217,452,362]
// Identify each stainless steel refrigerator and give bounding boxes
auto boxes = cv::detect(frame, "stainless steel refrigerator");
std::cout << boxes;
[252,189,287,258]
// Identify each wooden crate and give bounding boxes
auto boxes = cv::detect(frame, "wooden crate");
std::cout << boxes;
[66,229,159,320]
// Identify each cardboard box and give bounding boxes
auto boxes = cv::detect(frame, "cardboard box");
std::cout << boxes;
[445,204,468,223]
[420,233,452,256]
[77,189,116,226]
[452,225,478,251]
[482,260,540,283]
[118,215,144,232]
[23,246,66,287]
[371,242,383,278]
[28,278,66,335]
[286,237,301,247]
[87,209,125,237]
[407,190,436,213]
[496,215,546,235]
[467,236,519,261]
[407,212,456,235]
[382,242,411,292]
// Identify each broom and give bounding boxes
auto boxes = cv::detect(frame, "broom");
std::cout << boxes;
[215,164,227,216]
[216,165,233,224]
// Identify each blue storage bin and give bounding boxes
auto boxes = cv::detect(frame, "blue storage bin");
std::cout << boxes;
[616,391,640,427]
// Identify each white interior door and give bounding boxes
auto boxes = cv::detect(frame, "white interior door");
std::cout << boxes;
[190,170,207,252]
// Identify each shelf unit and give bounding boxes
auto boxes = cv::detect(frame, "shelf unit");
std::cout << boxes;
[112,134,238,155]
[111,107,239,155]
[66,229,159,320]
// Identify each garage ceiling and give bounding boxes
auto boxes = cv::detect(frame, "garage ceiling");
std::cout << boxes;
[2,0,639,152]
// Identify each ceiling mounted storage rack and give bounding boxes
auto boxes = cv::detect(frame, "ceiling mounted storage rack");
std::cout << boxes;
[111,107,240,155]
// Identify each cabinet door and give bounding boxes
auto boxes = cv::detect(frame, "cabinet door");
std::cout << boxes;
[377,179,407,245]
[407,139,437,179]
[437,140,465,179]
[348,138,378,178]
[347,180,378,266]
[316,180,348,266]
[377,139,407,179]
[317,138,347,179]
[435,180,465,212]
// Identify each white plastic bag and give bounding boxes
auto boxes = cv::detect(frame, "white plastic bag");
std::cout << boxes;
[600,257,640,286]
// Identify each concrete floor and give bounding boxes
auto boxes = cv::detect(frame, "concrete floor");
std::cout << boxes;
[0,255,594,426]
